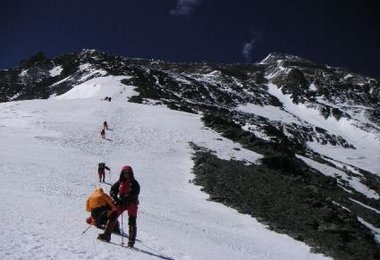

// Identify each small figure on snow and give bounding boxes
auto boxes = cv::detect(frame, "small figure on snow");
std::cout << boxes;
[98,163,110,183]
[97,165,140,247]
[85,187,121,233]
[103,121,108,130]
[100,129,106,139]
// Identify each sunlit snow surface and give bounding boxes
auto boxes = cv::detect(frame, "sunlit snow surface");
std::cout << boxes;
[0,77,329,259]
[49,66,63,77]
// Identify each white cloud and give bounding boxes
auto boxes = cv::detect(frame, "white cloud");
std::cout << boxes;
[242,39,255,63]
[170,0,202,16]
[242,31,262,62]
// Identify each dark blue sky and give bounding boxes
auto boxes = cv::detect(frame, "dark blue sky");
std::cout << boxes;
[1,0,379,78]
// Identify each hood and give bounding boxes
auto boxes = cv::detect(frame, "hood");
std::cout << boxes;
[93,187,105,195]
[119,165,135,181]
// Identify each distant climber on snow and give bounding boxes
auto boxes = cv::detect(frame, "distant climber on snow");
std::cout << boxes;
[97,165,140,247]
[85,187,121,233]
[103,121,108,130]
[100,128,105,139]
[98,163,110,183]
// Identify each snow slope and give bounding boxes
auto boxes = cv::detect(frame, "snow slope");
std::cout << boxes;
[0,78,329,259]
[297,155,379,200]
[267,83,380,175]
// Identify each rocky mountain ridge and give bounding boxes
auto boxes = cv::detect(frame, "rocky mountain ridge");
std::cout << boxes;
[1,49,379,259]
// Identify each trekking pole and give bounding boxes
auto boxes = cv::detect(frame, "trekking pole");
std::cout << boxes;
[120,212,124,245]
[82,224,92,235]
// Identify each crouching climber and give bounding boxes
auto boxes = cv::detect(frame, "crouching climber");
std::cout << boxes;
[85,187,120,233]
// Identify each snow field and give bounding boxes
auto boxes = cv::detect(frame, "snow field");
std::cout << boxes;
[0,77,329,259]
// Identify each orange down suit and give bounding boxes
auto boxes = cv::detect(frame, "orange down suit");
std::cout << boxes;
[86,187,114,213]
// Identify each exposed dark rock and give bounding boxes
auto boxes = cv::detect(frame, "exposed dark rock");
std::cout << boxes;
[191,146,380,260]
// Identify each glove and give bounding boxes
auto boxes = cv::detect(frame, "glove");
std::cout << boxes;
[113,197,122,205]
